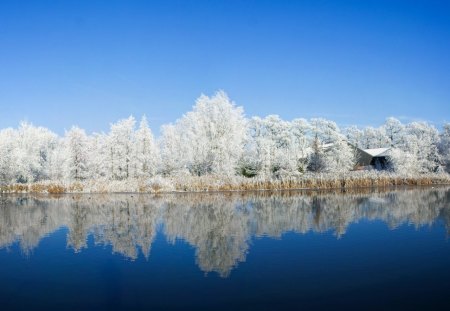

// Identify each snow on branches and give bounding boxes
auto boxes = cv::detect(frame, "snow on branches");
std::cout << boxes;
[0,91,449,186]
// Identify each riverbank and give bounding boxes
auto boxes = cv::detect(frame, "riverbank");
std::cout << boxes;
[1,171,450,194]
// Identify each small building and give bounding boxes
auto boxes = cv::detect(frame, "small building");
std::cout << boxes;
[355,147,391,170]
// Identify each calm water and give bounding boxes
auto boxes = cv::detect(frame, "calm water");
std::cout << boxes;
[0,187,449,310]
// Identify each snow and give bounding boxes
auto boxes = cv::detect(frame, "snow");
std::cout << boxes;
[0,91,448,185]
[363,148,391,157]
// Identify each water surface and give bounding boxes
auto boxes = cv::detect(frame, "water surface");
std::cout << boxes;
[1,187,449,310]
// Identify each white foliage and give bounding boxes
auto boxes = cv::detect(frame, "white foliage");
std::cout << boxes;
[309,118,355,173]
[290,118,310,172]
[108,116,136,180]
[65,126,90,180]
[0,92,448,186]
[133,116,159,178]
[0,128,15,183]
[404,122,440,172]
[386,148,420,174]
[177,91,246,176]
[88,133,109,179]
[12,122,58,182]
[364,127,388,149]
[345,125,363,148]
[382,117,405,148]
[47,138,67,181]
[159,124,188,176]
[244,115,304,177]
[439,123,450,172]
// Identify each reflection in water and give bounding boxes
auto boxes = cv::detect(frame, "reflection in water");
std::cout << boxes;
[0,187,449,277]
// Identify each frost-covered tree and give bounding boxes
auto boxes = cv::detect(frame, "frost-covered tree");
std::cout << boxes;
[345,125,363,148]
[0,128,15,184]
[345,125,364,166]
[361,127,388,149]
[242,115,303,178]
[309,118,355,173]
[175,91,246,176]
[346,125,385,149]
[404,122,440,172]
[88,132,109,179]
[382,117,405,148]
[307,134,326,172]
[1,92,449,185]
[107,116,136,180]
[243,116,272,177]
[159,124,186,176]
[12,122,58,182]
[65,126,90,180]
[439,123,450,172]
[386,148,420,174]
[290,118,310,173]
[244,116,286,177]
[325,138,355,173]
[133,116,159,178]
[264,115,298,176]
[239,122,261,178]
[47,138,67,181]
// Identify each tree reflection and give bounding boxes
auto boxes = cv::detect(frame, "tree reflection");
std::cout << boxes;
[0,187,449,277]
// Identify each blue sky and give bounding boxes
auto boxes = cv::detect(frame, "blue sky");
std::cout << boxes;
[0,0,449,135]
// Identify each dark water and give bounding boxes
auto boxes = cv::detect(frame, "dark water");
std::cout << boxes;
[0,187,449,310]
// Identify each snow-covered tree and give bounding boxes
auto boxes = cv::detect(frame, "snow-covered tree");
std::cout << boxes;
[404,122,440,172]
[361,127,388,149]
[346,125,363,148]
[439,123,450,172]
[65,126,90,180]
[386,148,420,174]
[309,118,355,173]
[133,116,159,178]
[243,116,271,177]
[88,132,109,179]
[263,115,298,176]
[307,134,326,172]
[107,116,136,180]
[12,122,58,182]
[47,138,67,181]
[159,124,186,176]
[175,91,246,176]
[0,128,15,184]
[244,116,287,177]
[382,117,405,148]
[1,92,449,186]
[290,118,310,173]
[242,115,302,178]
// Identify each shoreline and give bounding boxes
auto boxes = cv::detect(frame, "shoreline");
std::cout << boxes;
[1,172,449,194]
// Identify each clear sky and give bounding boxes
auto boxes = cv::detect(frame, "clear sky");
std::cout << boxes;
[0,0,449,135]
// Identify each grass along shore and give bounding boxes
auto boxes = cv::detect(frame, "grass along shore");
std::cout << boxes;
[1,171,450,194]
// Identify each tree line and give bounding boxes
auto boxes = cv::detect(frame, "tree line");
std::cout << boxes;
[0,91,449,184]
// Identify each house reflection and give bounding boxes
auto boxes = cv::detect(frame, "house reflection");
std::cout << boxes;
[0,187,449,277]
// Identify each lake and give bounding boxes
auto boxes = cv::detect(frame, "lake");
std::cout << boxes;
[0,187,449,310]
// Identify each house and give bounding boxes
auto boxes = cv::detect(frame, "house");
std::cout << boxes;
[355,147,391,170]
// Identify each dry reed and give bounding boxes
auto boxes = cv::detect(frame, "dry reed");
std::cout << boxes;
[1,172,449,194]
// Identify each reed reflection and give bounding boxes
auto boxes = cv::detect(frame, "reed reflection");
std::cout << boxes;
[0,187,449,277]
